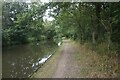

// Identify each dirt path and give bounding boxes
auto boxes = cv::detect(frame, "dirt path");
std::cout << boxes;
[52,40,79,78]
[32,40,80,78]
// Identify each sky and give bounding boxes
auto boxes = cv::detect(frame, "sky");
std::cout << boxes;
[25,0,50,3]
[3,0,54,21]
[25,0,54,21]
[43,9,55,21]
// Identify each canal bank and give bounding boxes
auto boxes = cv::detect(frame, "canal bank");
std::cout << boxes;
[31,40,80,78]
[31,42,64,78]
[31,40,118,78]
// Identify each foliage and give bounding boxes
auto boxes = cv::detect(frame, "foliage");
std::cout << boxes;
[47,2,120,54]
[2,2,56,46]
[2,2,120,55]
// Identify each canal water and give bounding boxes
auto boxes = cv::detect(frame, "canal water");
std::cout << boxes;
[2,42,57,78]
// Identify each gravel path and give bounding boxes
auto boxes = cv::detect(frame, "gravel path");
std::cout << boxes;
[52,40,79,78]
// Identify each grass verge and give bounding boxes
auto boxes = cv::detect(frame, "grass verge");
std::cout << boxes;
[75,42,119,78]
[31,44,64,78]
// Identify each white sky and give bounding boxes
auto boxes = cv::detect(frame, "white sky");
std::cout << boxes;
[43,16,54,21]
[4,0,54,21]
[43,9,55,21]
[40,0,50,3]
[26,0,50,3]
[4,0,119,2]
[25,0,54,21]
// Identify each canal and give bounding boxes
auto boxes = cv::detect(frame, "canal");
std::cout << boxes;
[2,41,57,78]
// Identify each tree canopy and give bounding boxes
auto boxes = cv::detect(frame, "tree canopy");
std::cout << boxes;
[2,2,120,54]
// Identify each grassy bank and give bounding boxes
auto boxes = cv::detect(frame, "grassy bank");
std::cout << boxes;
[75,42,119,78]
[31,44,64,78]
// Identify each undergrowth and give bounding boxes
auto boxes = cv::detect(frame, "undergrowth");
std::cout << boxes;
[83,42,119,78]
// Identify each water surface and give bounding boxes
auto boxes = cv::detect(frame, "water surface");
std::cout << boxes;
[2,42,57,78]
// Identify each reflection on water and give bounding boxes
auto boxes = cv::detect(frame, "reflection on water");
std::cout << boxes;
[2,42,57,78]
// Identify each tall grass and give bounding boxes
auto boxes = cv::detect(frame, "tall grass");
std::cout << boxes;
[84,42,119,77]
[85,42,119,57]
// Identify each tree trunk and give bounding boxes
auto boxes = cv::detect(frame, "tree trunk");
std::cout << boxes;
[92,31,96,44]
[95,3,101,43]
[108,32,111,50]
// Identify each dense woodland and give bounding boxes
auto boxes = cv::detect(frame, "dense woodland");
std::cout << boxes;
[2,2,120,55]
